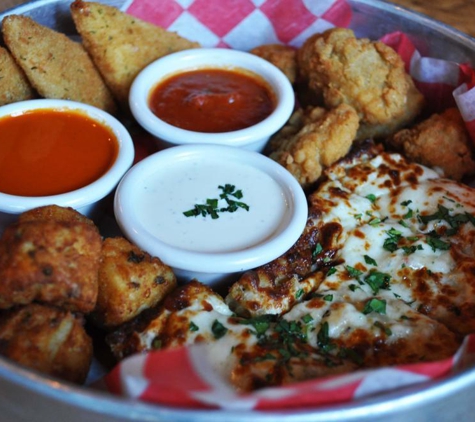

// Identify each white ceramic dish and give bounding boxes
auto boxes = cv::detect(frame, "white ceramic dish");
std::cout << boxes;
[129,48,295,152]
[0,98,135,231]
[114,144,308,285]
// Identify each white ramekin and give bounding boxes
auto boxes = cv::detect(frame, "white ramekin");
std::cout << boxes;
[0,99,135,232]
[114,144,307,285]
[129,48,295,152]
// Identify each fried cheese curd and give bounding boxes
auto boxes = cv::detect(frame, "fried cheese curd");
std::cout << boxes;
[298,28,424,140]
[250,44,298,84]
[0,207,102,313]
[90,237,177,330]
[268,103,359,188]
[387,107,475,181]
[0,304,93,384]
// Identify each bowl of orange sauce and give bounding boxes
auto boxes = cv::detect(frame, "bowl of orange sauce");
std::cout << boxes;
[0,99,134,231]
[129,48,295,152]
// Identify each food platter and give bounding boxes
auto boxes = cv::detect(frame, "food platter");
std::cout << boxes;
[1,0,475,421]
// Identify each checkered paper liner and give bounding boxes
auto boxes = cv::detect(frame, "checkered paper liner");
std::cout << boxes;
[102,0,475,410]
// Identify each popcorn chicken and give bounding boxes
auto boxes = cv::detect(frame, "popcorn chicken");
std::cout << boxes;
[268,103,359,187]
[0,219,101,313]
[90,237,177,329]
[0,304,92,384]
[1,14,116,113]
[250,44,298,84]
[0,45,35,106]
[298,28,424,140]
[70,0,200,110]
[387,107,475,181]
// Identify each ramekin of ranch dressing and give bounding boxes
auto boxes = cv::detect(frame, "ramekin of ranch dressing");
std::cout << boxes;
[114,144,308,285]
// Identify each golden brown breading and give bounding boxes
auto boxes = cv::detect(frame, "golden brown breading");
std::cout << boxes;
[0,304,92,384]
[1,15,116,113]
[298,28,424,140]
[18,205,97,228]
[268,103,359,187]
[250,44,297,84]
[70,0,200,109]
[90,237,177,329]
[0,45,36,106]
[387,107,475,181]
[0,219,101,313]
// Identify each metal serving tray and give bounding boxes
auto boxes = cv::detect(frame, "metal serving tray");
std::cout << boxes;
[0,1,474,421]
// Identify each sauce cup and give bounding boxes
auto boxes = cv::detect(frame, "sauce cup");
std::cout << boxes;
[129,48,295,152]
[0,99,135,232]
[114,144,308,286]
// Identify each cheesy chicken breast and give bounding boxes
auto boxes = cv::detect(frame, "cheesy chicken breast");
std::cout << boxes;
[107,141,473,391]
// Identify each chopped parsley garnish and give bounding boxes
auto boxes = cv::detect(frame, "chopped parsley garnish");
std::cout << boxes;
[238,315,273,337]
[211,320,228,339]
[296,288,305,299]
[312,243,323,257]
[327,267,337,276]
[374,320,392,336]
[364,271,391,295]
[346,265,363,279]
[302,314,314,324]
[189,321,199,332]
[323,294,334,302]
[364,255,377,266]
[362,298,387,315]
[317,321,336,353]
[365,193,377,203]
[383,228,402,252]
[183,184,249,219]
[426,233,451,252]
[418,204,475,236]
[401,200,413,206]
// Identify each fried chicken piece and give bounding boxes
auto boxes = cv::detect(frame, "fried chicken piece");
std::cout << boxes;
[1,15,116,114]
[18,204,96,228]
[250,44,297,84]
[387,107,475,181]
[0,304,93,384]
[0,219,101,313]
[298,28,424,140]
[90,237,177,330]
[268,103,359,187]
[0,46,36,106]
[70,0,200,109]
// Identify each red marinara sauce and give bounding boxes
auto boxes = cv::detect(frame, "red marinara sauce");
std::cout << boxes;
[148,68,276,133]
[0,109,119,197]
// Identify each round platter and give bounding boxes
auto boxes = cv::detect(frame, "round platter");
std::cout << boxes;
[1,1,475,421]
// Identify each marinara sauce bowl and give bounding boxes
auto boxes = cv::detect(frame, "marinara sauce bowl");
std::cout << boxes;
[0,99,134,231]
[114,144,308,286]
[129,48,295,152]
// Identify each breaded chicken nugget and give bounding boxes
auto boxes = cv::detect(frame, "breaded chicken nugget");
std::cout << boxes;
[0,219,101,313]
[0,46,35,106]
[268,103,359,187]
[18,205,97,228]
[91,237,176,329]
[250,44,297,84]
[70,0,200,109]
[1,15,116,113]
[387,107,475,181]
[0,304,92,384]
[298,28,424,140]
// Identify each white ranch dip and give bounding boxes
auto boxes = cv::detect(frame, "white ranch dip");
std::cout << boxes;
[136,158,288,253]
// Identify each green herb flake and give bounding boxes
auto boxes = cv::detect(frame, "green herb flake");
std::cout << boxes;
[323,294,333,302]
[365,194,377,203]
[317,321,336,353]
[364,255,377,266]
[345,265,363,279]
[364,271,391,295]
[211,320,228,339]
[374,320,392,336]
[327,267,337,276]
[189,321,199,332]
[362,298,387,315]
[302,314,314,324]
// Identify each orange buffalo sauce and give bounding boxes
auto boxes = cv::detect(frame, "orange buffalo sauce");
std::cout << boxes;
[0,109,119,197]
[149,68,276,133]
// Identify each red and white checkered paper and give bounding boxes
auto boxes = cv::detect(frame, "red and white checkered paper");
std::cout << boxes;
[102,0,475,410]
